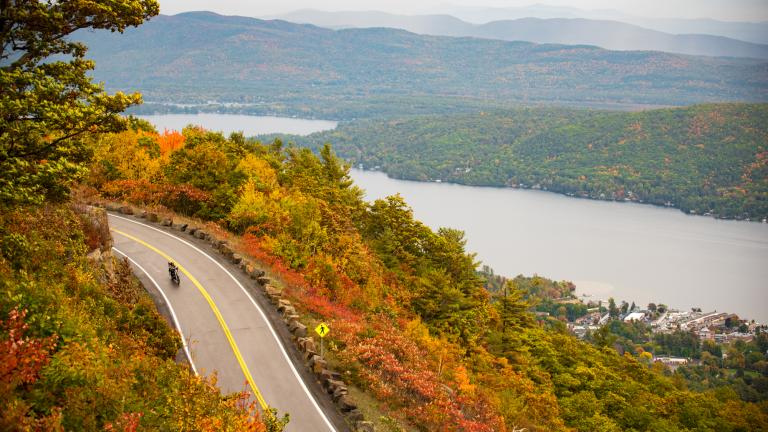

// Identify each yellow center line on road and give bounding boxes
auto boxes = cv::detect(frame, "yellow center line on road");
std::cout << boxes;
[111,228,268,411]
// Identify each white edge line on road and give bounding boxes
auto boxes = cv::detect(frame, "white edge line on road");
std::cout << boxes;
[109,214,337,432]
[113,246,199,376]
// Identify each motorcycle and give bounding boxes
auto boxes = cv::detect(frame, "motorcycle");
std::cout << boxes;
[168,262,181,285]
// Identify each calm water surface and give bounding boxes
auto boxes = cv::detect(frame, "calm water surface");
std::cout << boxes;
[351,169,768,322]
[138,113,337,136]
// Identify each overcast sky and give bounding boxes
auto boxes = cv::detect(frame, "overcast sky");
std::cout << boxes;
[158,0,768,22]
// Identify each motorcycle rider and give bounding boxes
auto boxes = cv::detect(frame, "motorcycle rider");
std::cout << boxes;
[168,261,180,283]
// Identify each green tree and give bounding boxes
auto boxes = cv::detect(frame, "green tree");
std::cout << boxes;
[486,280,534,359]
[364,194,430,270]
[0,0,159,205]
[497,282,532,332]
[608,298,619,319]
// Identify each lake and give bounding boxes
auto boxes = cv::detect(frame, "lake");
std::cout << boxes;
[350,169,768,322]
[138,113,337,136]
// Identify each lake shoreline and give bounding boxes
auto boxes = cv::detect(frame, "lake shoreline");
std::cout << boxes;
[350,168,768,322]
[137,113,338,137]
[354,168,767,224]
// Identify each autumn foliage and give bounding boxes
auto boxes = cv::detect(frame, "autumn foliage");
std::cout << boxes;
[80,124,768,431]
[0,309,56,389]
[0,204,269,430]
[101,178,212,215]
[157,129,185,155]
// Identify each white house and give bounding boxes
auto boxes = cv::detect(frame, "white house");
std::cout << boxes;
[624,312,646,322]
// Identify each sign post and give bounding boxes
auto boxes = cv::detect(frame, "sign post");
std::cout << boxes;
[314,322,330,357]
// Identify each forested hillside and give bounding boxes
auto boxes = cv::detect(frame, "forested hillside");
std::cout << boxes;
[83,121,768,430]
[284,103,768,219]
[0,1,273,429]
[76,12,768,118]
[0,204,273,430]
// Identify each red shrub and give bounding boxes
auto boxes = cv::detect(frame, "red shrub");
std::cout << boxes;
[335,319,502,431]
[0,308,57,391]
[101,180,211,216]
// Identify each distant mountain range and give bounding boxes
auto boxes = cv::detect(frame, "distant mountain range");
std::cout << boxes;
[434,5,768,44]
[78,12,768,117]
[270,10,768,59]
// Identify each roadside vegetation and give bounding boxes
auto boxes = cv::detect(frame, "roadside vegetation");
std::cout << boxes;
[0,1,275,430]
[0,204,270,430]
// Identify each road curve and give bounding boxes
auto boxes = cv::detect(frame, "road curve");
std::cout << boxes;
[108,213,341,432]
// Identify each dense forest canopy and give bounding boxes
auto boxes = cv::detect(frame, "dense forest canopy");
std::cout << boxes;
[282,103,768,219]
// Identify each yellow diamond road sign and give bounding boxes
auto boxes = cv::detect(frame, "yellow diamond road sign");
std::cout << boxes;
[315,322,330,338]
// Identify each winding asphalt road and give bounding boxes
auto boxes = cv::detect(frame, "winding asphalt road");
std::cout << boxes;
[108,213,343,431]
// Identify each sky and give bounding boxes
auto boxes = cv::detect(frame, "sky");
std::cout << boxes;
[158,0,768,22]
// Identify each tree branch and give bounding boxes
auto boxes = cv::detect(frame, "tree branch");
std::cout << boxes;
[7,128,90,160]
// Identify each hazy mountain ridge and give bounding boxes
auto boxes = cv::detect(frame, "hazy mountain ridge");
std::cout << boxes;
[272,10,768,59]
[437,5,768,44]
[78,12,768,115]
[265,9,473,34]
